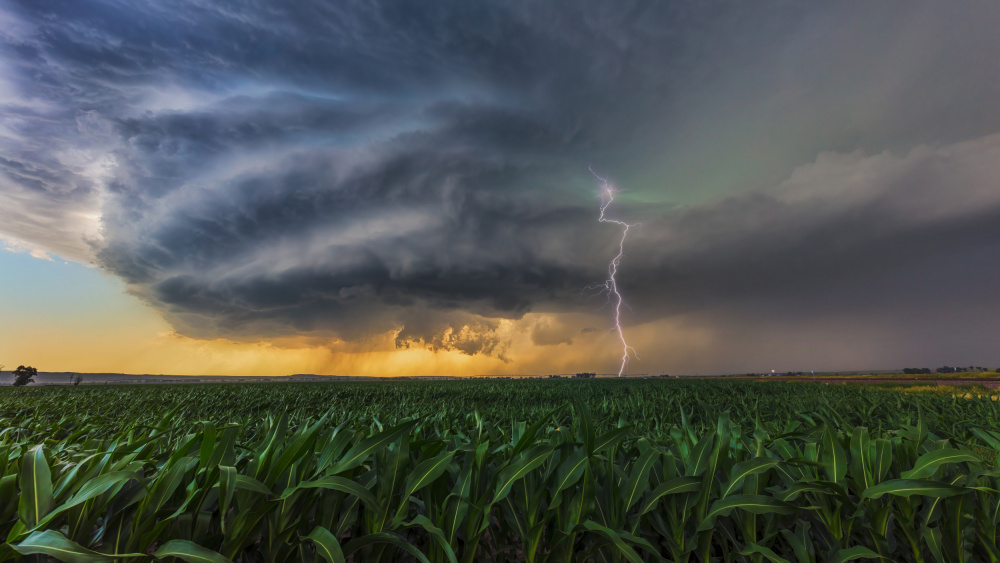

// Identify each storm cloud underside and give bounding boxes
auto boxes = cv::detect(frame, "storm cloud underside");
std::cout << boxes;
[2,1,999,369]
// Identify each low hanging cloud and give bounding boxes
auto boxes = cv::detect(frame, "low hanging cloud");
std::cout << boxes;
[530,317,575,347]
[2,0,1000,366]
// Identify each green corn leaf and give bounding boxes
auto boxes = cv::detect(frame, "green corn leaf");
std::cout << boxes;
[165,434,202,471]
[329,420,418,474]
[552,448,589,497]
[594,426,631,454]
[494,444,553,502]
[740,543,791,563]
[849,427,873,490]
[305,526,346,563]
[972,427,1000,452]
[208,427,238,469]
[154,539,234,563]
[578,520,644,563]
[638,476,701,515]
[510,403,566,457]
[15,470,141,541]
[617,529,660,560]
[51,452,99,500]
[697,495,797,531]
[64,470,140,509]
[780,522,815,563]
[218,465,235,529]
[12,530,144,562]
[153,405,181,434]
[198,422,216,469]
[619,447,658,511]
[343,531,431,563]
[916,406,928,447]
[252,412,288,480]
[923,526,945,563]
[142,458,193,515]
[391,450,456,526]
[277,475,378,510]
[573,396,596,455]
[830,545,888,562]
[0,473,16,513]
[774,481,835,502]
[722,457,780,498]
[715,413,732,464]
[404,515,459,563]
[861,479,970,500]
[317,426,355,471]
[379,432,410,521]
[450,451,475,503]
[685,433,716,476]
[18,445,53,528]
[900,448,982,479]
[872,438,893,483]
[821,425,848,484]
[264,413,328,485]
[558,463,596,533]
[402,450,455,500]
[233,474,273,496]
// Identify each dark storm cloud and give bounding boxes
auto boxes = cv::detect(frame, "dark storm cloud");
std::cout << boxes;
[619,137,1000,321]
[2,0,1000,363]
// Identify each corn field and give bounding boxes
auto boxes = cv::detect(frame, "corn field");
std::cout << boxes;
[0,380,998,562]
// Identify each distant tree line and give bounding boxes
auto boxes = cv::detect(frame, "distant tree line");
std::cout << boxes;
[902,366,1000,374]
[934,366,994,374]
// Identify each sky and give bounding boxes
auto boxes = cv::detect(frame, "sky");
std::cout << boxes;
[1,1,999,377]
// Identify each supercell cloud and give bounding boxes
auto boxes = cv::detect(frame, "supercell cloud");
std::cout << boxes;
[2,1,999,369]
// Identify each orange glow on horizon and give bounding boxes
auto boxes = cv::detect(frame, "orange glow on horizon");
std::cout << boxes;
[1,293,712,377]
[0,252,712,377]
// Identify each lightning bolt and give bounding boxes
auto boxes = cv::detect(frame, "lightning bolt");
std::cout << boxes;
[589,165,638,377]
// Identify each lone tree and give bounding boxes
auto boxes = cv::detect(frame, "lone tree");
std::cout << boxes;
[12,365,37,387]
[72,373,83,386]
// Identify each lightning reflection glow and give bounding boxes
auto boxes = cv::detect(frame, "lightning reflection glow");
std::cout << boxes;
[589,166,638,377]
